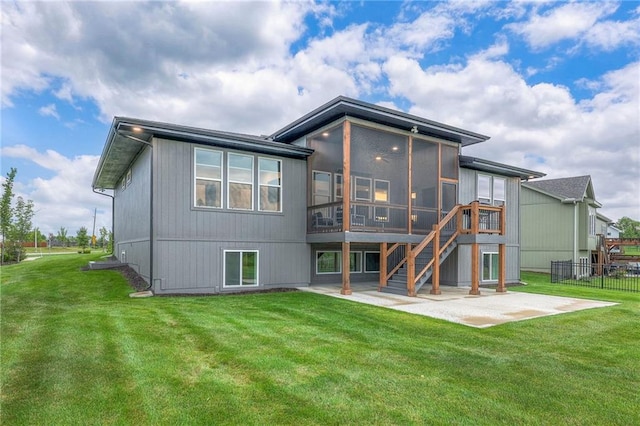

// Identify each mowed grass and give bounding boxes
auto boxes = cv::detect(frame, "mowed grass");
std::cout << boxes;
[2,257,639,425]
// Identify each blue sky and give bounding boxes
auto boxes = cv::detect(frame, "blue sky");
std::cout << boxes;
[1,0,639,236]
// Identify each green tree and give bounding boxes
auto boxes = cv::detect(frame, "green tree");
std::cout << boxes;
[10,196,35,261]
[617,217,640,239]
[98,226,109,251]
[77,227,90,251]
[57,227,68,247]
[1,168,16,264]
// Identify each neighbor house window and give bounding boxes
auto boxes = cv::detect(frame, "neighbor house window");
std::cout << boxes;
[195,148,222,208]
[228,153,253,210]
[259,158,281,212]
[316,251,341,274]
[364,251,380,273]
[224,250,258,287]
[482,252,499,281]
[589,207,596,236]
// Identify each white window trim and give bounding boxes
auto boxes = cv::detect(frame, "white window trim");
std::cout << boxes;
[316,251,341,275]
[312,170,332,206]
[364,251,380,273]
[493,177,505,206]
[258,157,282,213]
[478,174,491,205]
[354,176,372,202]
[350,251,362,273]
[334,173,343,200]
[223,250,259,288]
[478,174,506,206]
[227,153,254,211]
[374,179,390,203]
[481,251,499,282]
[194,147,223,209]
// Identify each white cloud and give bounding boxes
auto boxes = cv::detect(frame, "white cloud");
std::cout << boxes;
[507,2,620,49]
[38,103,60,119]
[0,145,111,236]
[384,56,640,221]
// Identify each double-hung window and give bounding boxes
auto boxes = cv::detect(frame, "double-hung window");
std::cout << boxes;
[228,153,253,210]
[259,158,282,212]
[195,148,223,208]
[224,250,258,287]
[478,174,506,206]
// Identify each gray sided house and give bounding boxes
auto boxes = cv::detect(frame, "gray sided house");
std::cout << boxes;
[521,175,602,273]
[93,96,544,296]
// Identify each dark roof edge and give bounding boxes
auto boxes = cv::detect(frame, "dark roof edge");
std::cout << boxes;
[270,96,490,145]
[114,117,314,157]
[459,155,546,180]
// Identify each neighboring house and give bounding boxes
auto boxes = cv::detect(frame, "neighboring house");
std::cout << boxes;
[93,96,543,296]
[521,175,602,273]
[606,222,621,239]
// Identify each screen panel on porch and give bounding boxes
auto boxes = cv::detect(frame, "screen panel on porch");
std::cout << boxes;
[350,125,408,232]
[307,124,344,232]
[411,138,438,233]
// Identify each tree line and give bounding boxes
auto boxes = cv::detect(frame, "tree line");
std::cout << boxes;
[1,168,112,263]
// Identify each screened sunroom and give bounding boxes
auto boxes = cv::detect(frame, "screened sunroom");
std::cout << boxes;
[306,118,460,237]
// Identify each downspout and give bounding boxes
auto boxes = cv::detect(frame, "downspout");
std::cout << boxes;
[92,188,114,255]
[573,201,578,264]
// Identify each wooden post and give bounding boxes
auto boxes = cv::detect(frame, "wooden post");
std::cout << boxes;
[431,224,441,295]
[470,242,480,295]
[497,243,506,292]
[497,204,507,293]
[341,241,352,295]
[471,201,479,234]
[343,121,351,232]
[406,243,416,296]
[379,242,388,290]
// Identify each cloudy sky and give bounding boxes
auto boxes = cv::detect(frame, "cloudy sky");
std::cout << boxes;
[1,0,639,237]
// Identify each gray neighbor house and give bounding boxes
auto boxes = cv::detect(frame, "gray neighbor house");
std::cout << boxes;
[92,96,544,296]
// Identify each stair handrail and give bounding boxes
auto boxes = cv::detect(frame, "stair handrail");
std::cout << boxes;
[412,205,461,285]
[384,243,406,283]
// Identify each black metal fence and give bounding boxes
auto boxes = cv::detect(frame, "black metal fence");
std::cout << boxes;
[550,261,640,292]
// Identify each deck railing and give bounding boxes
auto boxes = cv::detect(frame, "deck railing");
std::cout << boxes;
[381,201,505,295]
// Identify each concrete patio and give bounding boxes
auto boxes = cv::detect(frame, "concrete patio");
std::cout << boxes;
[300,282,617,328]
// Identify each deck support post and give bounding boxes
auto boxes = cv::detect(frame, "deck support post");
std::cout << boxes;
[470,242,481,295]
[406,243,416,297]
[497,243,506,293]
[430,224,441,295]
[379,243,388,290]
[497,205,507,293]
[341,241,352,295]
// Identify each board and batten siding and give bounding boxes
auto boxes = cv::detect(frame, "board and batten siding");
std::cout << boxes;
[114,146,152,282]
[151,138,309,293]
[453,168,522,285]
[521,186,576,272]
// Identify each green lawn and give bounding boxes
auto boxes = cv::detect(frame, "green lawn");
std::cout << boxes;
[2,257,639,425]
